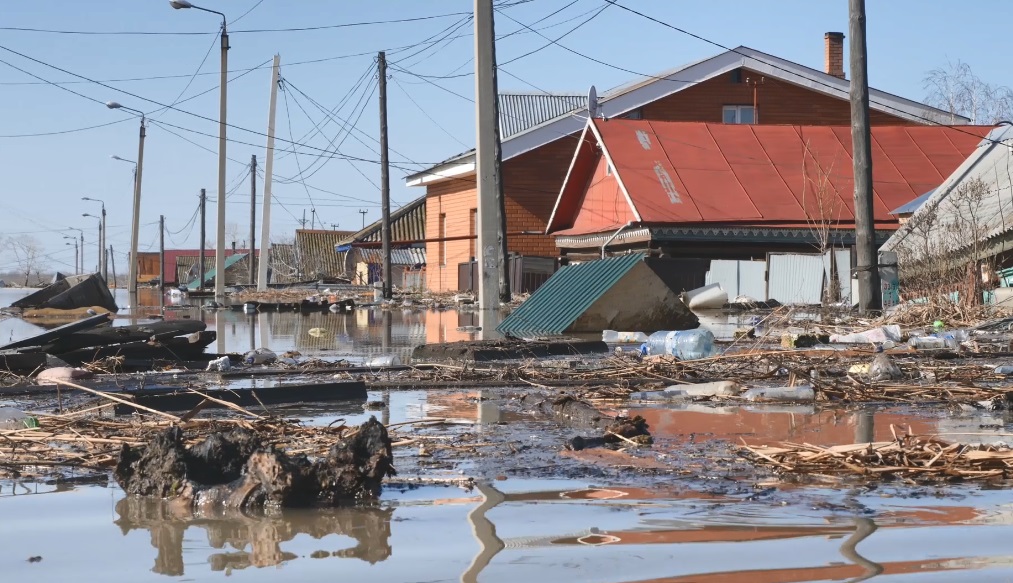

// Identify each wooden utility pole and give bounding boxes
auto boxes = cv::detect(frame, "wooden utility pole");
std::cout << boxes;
[249,154,257,285]
[849,0,881,313]
[199,188,207,291]
[475,0,510,333]
[257,54,281,291]
[378,51,393,300]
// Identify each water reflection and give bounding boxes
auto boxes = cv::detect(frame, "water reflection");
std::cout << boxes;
[114,497,393,576]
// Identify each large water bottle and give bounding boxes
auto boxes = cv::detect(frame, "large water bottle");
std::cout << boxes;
[643,328,716,360]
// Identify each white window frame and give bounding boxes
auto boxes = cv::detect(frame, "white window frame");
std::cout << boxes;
[722,105,755,124]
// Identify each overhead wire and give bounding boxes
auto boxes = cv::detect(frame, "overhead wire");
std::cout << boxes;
[392,76,469,149]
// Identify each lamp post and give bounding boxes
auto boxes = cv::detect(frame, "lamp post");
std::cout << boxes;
[82,213,103,273]
[106,102,145,303]
[62,236,79,275]
[82,197,107,281]
[171,0,229,298]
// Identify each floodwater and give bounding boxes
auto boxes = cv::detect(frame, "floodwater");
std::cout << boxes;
[4,288,1013,581]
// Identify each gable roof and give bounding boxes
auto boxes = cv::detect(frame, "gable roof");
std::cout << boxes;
[406,46,969,187]
[882,125,1013,259]
[889,189,935,215]
[546,119,993,236]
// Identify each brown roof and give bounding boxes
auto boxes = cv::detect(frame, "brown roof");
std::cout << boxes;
[295,229,355,278]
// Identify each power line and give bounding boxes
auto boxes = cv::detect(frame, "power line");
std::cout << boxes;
[231,0,265,25]
[0,12,472,36]
[392,76,469,149]
[153,30,221,121]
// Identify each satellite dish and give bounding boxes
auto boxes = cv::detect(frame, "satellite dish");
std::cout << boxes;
[587,85,599,120]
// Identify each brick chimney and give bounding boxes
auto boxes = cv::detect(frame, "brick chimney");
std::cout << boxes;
[824,32,845,79]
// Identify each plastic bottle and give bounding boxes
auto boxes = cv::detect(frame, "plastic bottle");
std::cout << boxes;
[909,336,946,350]
[0,407,39,430]
[742,385,815,402]
[995,365,1013,375]
[644,328,717,360]
[602,330,648,343]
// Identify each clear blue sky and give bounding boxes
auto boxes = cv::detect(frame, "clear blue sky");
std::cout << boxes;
[0,0,1006,274]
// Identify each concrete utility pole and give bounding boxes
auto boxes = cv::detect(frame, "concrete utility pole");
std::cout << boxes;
[129,117,145,301]
[257,54,281,292]
[249,154,257,285]
[159,214,165,308]
[849,0,881,313]
[311,208,317,230]
[199,188,207,291]
[359,209,368,229]
[474,0,510,333]
[378,51,393,300]
[109,246,116,287]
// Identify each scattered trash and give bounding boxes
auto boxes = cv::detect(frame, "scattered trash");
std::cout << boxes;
[995,365,1013,375]
[366,355,402,367]
[308,327,327,338]
[205,356,231,372]
[601,330,648,343]
[830,325,901,344]
[742,384,815,402]
[630,380,741,401]
[780,333,829,349]
[683,283,728,310]
[244,348,277,365]
[453,293,476,305]
[35,366,94,385]
[868,353,903,381]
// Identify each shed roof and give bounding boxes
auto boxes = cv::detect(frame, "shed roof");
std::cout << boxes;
[497,253,644,337]
[890,189,935,215]
[499,92,586,139]
[547,119,993,236]
[295,229,356,277]
[406,46,970,187]
[337,195,426,246]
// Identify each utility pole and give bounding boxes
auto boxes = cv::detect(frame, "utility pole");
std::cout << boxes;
[311,208,317,230]
[109,246,116,289]
[299,209,308,229]
[257,54,281,292]
[80,232,84,274]
[199,188,207,291]
[330,223,339,231]
[849,0,881,313]
[109,246,117,288]
[359,209,368,229]
[127,114,146,302]
[159,214,165,308]
[249,154,257,285]
[474,0,510,333]
[379,51,393,300]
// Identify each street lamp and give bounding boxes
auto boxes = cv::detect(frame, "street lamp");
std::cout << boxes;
[62,236,79,275]
[82,213,103,274]
[171,0,229,298]
[82,197,107,281]
[106,101,146,301]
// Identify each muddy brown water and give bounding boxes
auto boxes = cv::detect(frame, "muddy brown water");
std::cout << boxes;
[4,288,1013,581]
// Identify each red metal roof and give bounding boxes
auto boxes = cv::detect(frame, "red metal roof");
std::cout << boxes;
[547,120,993,235]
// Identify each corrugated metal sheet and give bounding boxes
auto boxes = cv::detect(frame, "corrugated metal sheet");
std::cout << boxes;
[498,253,644,336]
[267,243,300,283]
[767,253,825,305]
[356,247,427,265]
[549,119,992,235]
[182,253,249,288]
[499,93,585,139]
[706,260,767,300]
[339,195,426,246]
[884,126,1013,260]
[295,229,355,278]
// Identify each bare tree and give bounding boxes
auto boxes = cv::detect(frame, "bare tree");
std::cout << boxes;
[924,59,1013,124]
[801,140,845,303]
[4,235,48,286]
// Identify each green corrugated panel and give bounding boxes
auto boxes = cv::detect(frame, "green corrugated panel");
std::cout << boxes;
[498,253,644,336]
[184,253,248,289]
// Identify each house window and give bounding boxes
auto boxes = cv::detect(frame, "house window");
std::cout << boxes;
[722,105,755,124]
[439,213,447,266]
[622,109,642,120]
[468,208,477,261]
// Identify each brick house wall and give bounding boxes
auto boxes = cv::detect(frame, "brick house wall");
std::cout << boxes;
[422,67,920,292]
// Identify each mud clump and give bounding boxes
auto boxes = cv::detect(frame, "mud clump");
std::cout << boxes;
[114,417,395,508]
[544,395,652,450]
